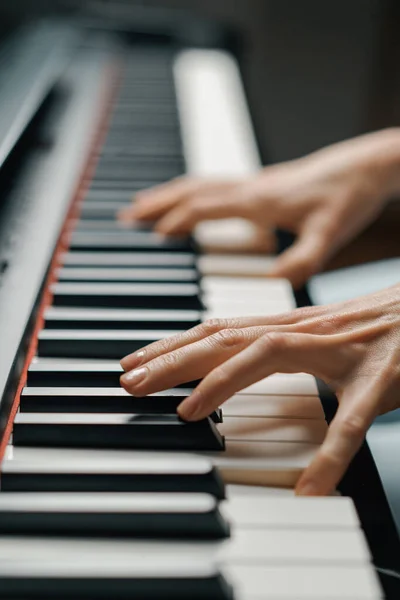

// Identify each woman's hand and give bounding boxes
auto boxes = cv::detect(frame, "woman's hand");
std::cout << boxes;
[120,284,400,496]
[119,129,400,288]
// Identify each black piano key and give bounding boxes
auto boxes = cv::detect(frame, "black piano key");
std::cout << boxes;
[37,329,182,359]
[0,541,231,599]
[79,201,130,219]
[92,163,183,182]
[108,112,179,126]
[51,282,204,310]
[0,492,229,539]
[27,361,201,389]
[72,221,153,232]
[86,179,157,193]
[94,158,184,176]
[89,179,161,191]
[43,307,202,331]
[83,190,134,203]
[61,251,196,267]
[111,101,177,116]
[19,388,222,422]
[13,413,225,451]
[56,267,199,283]
[1,450,226,497]
[100,141,182,157]
[69,231,193,253]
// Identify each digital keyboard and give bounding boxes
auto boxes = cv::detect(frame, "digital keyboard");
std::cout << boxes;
[0,19,399,600]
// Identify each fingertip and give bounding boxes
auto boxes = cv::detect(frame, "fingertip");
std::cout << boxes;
[154,218,182,236]
[117,208,133,222]
[120,350,146,372]
[177,393,202,421]
[295,480,319,496]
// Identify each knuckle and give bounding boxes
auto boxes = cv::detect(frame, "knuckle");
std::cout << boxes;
[211,365,231,388]
[297,255,320,277]
[186,199,201,218]
[317,446,344,471]
[338,414,367,441]
[212,328,246,349]
[200,319,226,336]
[152,337,175,356]
[159,351,180,370]
[259,331,288,352]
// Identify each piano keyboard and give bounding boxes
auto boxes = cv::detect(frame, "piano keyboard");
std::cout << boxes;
[0,42,383,599]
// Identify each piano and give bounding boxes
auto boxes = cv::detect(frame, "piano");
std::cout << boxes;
[0,15,399,599]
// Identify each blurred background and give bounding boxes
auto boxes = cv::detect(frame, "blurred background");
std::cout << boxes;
[1,0,400,268]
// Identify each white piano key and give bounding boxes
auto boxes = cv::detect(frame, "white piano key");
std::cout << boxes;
[21,387,190,398]
[222,493,361,528]
[224,528,371,564]
[0,528,371,565]
[174,49,264,251]
[224,564,382,599]
[204,296,290,308]
[174,50,259,177]
[51,282,200,296]
[198,254,276,277]
[204,306,290,318]
[57,267,199,282]
[219,416,326,444]
[223,394,325,420]
[208,440,319,487]
[0,536,220,578]
[202,277,292,294]
[29,358,123,369]
[39,329,181,341]
[44,307,202,322]
[204,302,294,317]
[0,492,216,514]
[2,448,214,475]
[242,374,319,396]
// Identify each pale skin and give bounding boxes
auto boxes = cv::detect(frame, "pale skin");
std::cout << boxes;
[119,128,400,288]
[118,128,400,495]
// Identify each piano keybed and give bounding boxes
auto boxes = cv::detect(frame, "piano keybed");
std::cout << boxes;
[0,42,383,599]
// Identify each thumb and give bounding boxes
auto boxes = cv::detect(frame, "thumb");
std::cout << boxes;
[268,225,333,288]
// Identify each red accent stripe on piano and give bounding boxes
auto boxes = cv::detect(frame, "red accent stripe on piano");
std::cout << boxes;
[0,62,123,460]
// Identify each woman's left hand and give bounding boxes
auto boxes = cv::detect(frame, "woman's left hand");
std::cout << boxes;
[120,284,400,496]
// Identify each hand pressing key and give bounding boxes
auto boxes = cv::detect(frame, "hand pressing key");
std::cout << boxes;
[118,129,400,288]
[120,284,400,496]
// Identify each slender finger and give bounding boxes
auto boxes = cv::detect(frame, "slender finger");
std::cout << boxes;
[118,177,198,222]
[119,309,328,372]
[118,178,235,223]
[176,332,344,421]
[120,326,267,396]
[154,188,253,235]
[295,381,380,495]
[268,221,334,289]
[120,319,244,372]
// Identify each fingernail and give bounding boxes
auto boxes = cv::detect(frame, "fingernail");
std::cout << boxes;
[120,350,146,371]
[177,393,201,421]
[120,366,148,387]
[295,481,318,496]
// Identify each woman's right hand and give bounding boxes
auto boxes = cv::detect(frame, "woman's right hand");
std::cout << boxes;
[119,129,400,288]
